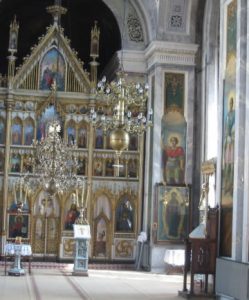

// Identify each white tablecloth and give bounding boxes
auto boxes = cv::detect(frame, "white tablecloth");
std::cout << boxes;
[164,249,185,266]
[4,243,32,256]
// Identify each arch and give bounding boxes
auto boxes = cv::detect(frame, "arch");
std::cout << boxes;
[103,0,151,47]
[94,193,111,220]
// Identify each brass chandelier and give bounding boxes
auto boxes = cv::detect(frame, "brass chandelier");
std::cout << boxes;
[31,119,82,196]
[90,72,153,156]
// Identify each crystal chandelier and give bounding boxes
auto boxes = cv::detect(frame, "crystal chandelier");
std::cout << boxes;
[31,119,81,195]
[16,82,87,208]
[89,71,153,156]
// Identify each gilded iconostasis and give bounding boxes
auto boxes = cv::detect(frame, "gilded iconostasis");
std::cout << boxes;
[0,3,143,261]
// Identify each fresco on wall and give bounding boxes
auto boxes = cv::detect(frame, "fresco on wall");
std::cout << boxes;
[40,48,65,91]
[165,73,184,113]
[161,73,186,184]
[161,111,186,184]
[220,0,237,257]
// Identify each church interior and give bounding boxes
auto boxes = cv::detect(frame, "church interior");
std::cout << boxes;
[0,0,248,299]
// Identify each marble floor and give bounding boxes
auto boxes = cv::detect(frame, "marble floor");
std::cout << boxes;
[0,263,215,300]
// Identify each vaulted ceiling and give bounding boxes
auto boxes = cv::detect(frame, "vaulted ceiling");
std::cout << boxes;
[0,0,121,76]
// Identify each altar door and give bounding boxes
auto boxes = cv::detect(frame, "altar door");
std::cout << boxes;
[32,192,61,257]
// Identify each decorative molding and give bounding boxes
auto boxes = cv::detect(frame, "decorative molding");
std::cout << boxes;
[167,0,188,33]
[145,41,199,69]
[127,11,144,43]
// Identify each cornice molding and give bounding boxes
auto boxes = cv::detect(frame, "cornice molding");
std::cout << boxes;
[145,40,199,69]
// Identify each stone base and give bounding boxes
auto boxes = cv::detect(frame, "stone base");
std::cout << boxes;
[72,271,89,277]
[8,267,25,276]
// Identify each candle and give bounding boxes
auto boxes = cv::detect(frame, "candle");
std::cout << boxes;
[24,187,28,205]
[14,184,17,203]
[76,188,79,206]
[81,182,85,206]
[85,184,89,209]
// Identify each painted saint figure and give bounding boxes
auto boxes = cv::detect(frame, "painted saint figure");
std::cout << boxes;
[164,136,185,184]
[116,199,133,232]
[165,192,181,238]
[64,203,79,230]
[223,97,235,195]
[9,215,28,238]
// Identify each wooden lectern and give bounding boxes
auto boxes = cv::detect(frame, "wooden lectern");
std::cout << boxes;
[179,159,218,298]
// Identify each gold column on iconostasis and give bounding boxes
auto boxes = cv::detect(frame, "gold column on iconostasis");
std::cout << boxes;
[2,99,15,236]
[7,15,19,87]
[90,21,100,91]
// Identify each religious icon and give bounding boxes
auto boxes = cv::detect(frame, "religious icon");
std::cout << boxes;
[95,127,103,149]
[78,127,87,148]
[11,121,22,145]
[155,185,189,243]
[0,153,4,172]
[105,159,114,176]
[67,125,76,145]
[222,96,235,196]
[128,159,137,178]
[11,154,21,172]
[77,157,85,175]
[24,120,34,145]
[95,218,107,258]
[64,203,80,230]
[94,160,103,176]
[165,73,184,113]
[8,214,29,239]
[0,118,5,144]
[40,48,65,91]
[129,134,138,151]
[115,196,134,232]
[164,136,185,184]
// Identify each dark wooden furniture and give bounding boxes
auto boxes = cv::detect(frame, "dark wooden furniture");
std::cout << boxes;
[180,207,218,297]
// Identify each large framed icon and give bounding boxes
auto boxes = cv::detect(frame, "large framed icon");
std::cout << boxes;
[154,184,191,243]
[7,213,30,240]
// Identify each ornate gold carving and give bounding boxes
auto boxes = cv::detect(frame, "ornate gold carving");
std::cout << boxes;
[114,239,134,258]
